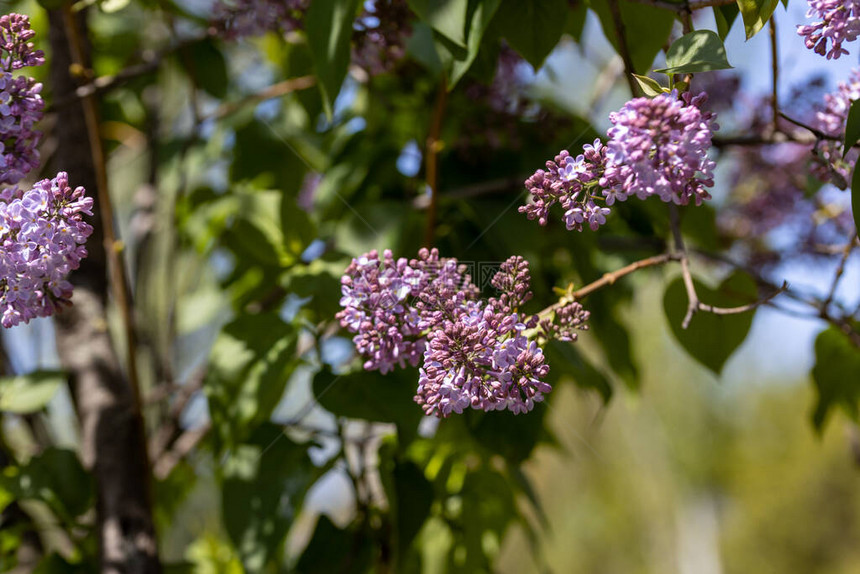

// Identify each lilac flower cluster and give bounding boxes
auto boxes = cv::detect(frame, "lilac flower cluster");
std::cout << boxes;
[211,0,411,75]
[521,91,717,232]
[0,173,93,328]
[336,248,478,374]
[211,0,309,39]
[338,251,588,417]
[0,13,45,186]
[352,0,412,76]
[811,68,860,186]
[798,0,860,60]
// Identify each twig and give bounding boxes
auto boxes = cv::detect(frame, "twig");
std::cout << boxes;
[423,79,448,247]
[152,423,210,480]
[779,112,840,141]
[669,205,786,328]
[148,371,206,460]
[607,0,639,95]
[692,248,860,347]
[61,7,146,427]
[204,76,317,121]
[669,204,700,328]
[574,252,682,300]
[821,231,857,312]
[542,252,682,315]
[47,34,209,111]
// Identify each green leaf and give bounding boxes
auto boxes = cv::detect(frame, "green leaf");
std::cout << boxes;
[466,406,550,463]
[390,460,434,560]
[449,0,503,87]
[33,554,91,574]
[408,0,470,47]
[183,39,228,99]
[844,98,860,158]
[591,0,675,74]
[736,0,778,40]
[221,424,319,573]
[714,3,740,40]
[632,74,665,97]
[544,340,612,402]
[312,368,422,440]
[295,516,372,573]
[654,30,733,75]
[306,0,362,119]
[0,370,65,414]
[853,158,860,234]
[494,0,568,69]
[0,448,95,521]
[811,326,860,431]
[564,0,589,42]
[406,22,445,76]
[663,270,758,375]
[206,314,297,449]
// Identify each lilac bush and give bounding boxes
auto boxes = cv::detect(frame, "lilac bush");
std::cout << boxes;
[521,91,717,231]
[0,13,45,186]
[798,0,860,60]
[0,173,93,328]
[338,251,589,417]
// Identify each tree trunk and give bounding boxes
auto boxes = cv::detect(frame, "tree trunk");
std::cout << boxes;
[47,11,162,574]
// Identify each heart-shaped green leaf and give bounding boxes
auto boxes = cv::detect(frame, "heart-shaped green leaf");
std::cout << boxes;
[0,370,65,414]
[663,270,758,375]
[811,326,860,431]
[844,98,860,158]
[737,0,778,40]
[654,30,733,75]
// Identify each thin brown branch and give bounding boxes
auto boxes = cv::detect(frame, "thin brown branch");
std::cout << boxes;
[779,111,840,141]
[574,252,682,300]
[822,231,857,312]
[692,248,860,348]
[696,281,788,317]
[47,34,209,111]
[152,423,210,481]
[608,0,639,95]
[542,252,682,315]
[205,76,317,121]
[423,78,448,247]
[62,6,144,418]
[669,204,700,328]
[148,371,206,461]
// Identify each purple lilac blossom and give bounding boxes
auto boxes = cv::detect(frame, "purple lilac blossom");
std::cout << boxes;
[0,13,45,186]
[810,68,860,187]
[604,91,717,206]
[352,0,412,75]
[336,248,478,374]
[520,142,613,232]
[338,251,588,417]
[797,0,860,60]
[521,91,717,231]
[211,0,308,39]
[0,172,93,328]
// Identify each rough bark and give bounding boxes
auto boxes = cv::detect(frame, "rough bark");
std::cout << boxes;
[47,11,161,574]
